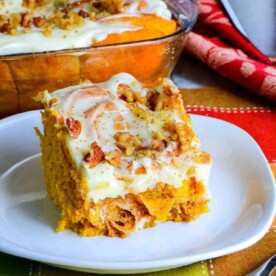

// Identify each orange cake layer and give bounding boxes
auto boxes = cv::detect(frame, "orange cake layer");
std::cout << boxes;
[36,73,212,237]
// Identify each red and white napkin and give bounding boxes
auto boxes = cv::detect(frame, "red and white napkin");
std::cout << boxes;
[184,0,276,101]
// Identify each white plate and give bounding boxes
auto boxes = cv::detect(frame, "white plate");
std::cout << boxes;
[0,111,275,274]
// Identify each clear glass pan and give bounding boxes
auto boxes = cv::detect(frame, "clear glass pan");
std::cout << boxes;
[0,0,198,118]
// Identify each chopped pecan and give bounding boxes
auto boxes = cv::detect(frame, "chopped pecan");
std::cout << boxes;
[135,166,147,175]
[23,0,50,9]
[33,16,45,28]
[42,25,52,37]
[175,122,194,152]
[78,9,89,18]
[193,152,211,164]
[0,15,8,25]
[93,2,102,9]
[10,14,21,27]
[22,0,35,9]
[154,100,163,111]
[147,91,159,110]
[60,17,73,30]
[121,90,134,103]
[105,150,122,167]
[0,23,17,34]
[137,0,147,10]
[66,117,82,139]
[114,132,132,143]
[114,132,142,155]
[102,0,125,13]
[84,142,105,168]
[125,145,134,156]
[152,131,163,140]
[117,83,130,95]
[20,11,32,28]
[152,139,168,152]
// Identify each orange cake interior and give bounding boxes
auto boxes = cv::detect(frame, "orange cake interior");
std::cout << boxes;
[36,73,212,237]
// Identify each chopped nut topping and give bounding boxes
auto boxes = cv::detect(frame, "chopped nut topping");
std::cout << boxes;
[101,0,125,14]
[48,97,58,107]
[123,90,134,103]
[60,17,73,30]
[0,23,17,35]
[23,0,35,9]
[175,122,194,152]
[114,132,143,155]
[147,91,159,110]
[0,0,126,35]
[152,139,168,152]
[193,152,211,164]
[0,15,8,26]
[186,166,195,176]
[66,117,82,139]
[152,131,163,140]
[56,116,64,124]
[125,145,134,156]
[117,83,130,95]
[78,9,89,18]
[135,166,147,175]
[137,0,147,10]
[20,11,32,28]
[105,150,122,167]
[33,16,45,28]
[120,89,146,104]
[10,14,21,27]
[154,100,163,111]
[84,142,105,168]
[43,25,52,36]
[136,148,153,158]
[164,121,176,133]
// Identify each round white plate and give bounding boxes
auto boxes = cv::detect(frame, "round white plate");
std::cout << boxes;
[0,111,275,274]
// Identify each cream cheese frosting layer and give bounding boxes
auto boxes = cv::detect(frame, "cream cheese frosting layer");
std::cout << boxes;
[0,0,172,55]
[42,73,212,202]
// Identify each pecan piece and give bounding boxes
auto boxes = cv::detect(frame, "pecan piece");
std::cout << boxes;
[33,16,45,28]
[66,117,82,139]
[0,23,17,34]
[84,142,105,168]
[105,150,122,167]
[78,9,89,18]
[135,166,147,175]
[23,0,35,9]
[20,11,32,28]
[152,139,168,152]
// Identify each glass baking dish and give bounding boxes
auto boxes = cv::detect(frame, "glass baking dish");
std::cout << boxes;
[0,0,198,118]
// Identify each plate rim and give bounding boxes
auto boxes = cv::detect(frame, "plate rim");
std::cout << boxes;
[0,110,275,272]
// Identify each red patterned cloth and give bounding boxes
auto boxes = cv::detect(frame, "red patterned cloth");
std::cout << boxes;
[184,0,276,101]
[186,106,276,162]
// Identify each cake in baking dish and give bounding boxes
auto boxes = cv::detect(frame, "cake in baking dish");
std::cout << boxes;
[36,73,212,237]
[0,0,178,117]
[0,0,176,54]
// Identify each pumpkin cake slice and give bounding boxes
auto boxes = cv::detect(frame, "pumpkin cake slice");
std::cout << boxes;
[36,73,212,238]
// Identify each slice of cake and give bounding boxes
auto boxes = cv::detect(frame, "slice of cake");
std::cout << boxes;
[36,73,212,238]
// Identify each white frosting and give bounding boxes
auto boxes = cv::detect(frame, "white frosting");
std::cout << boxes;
[45,73,212,202]
[0,22,139,54]
[0,0,172,55]
[124,0,171,19]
